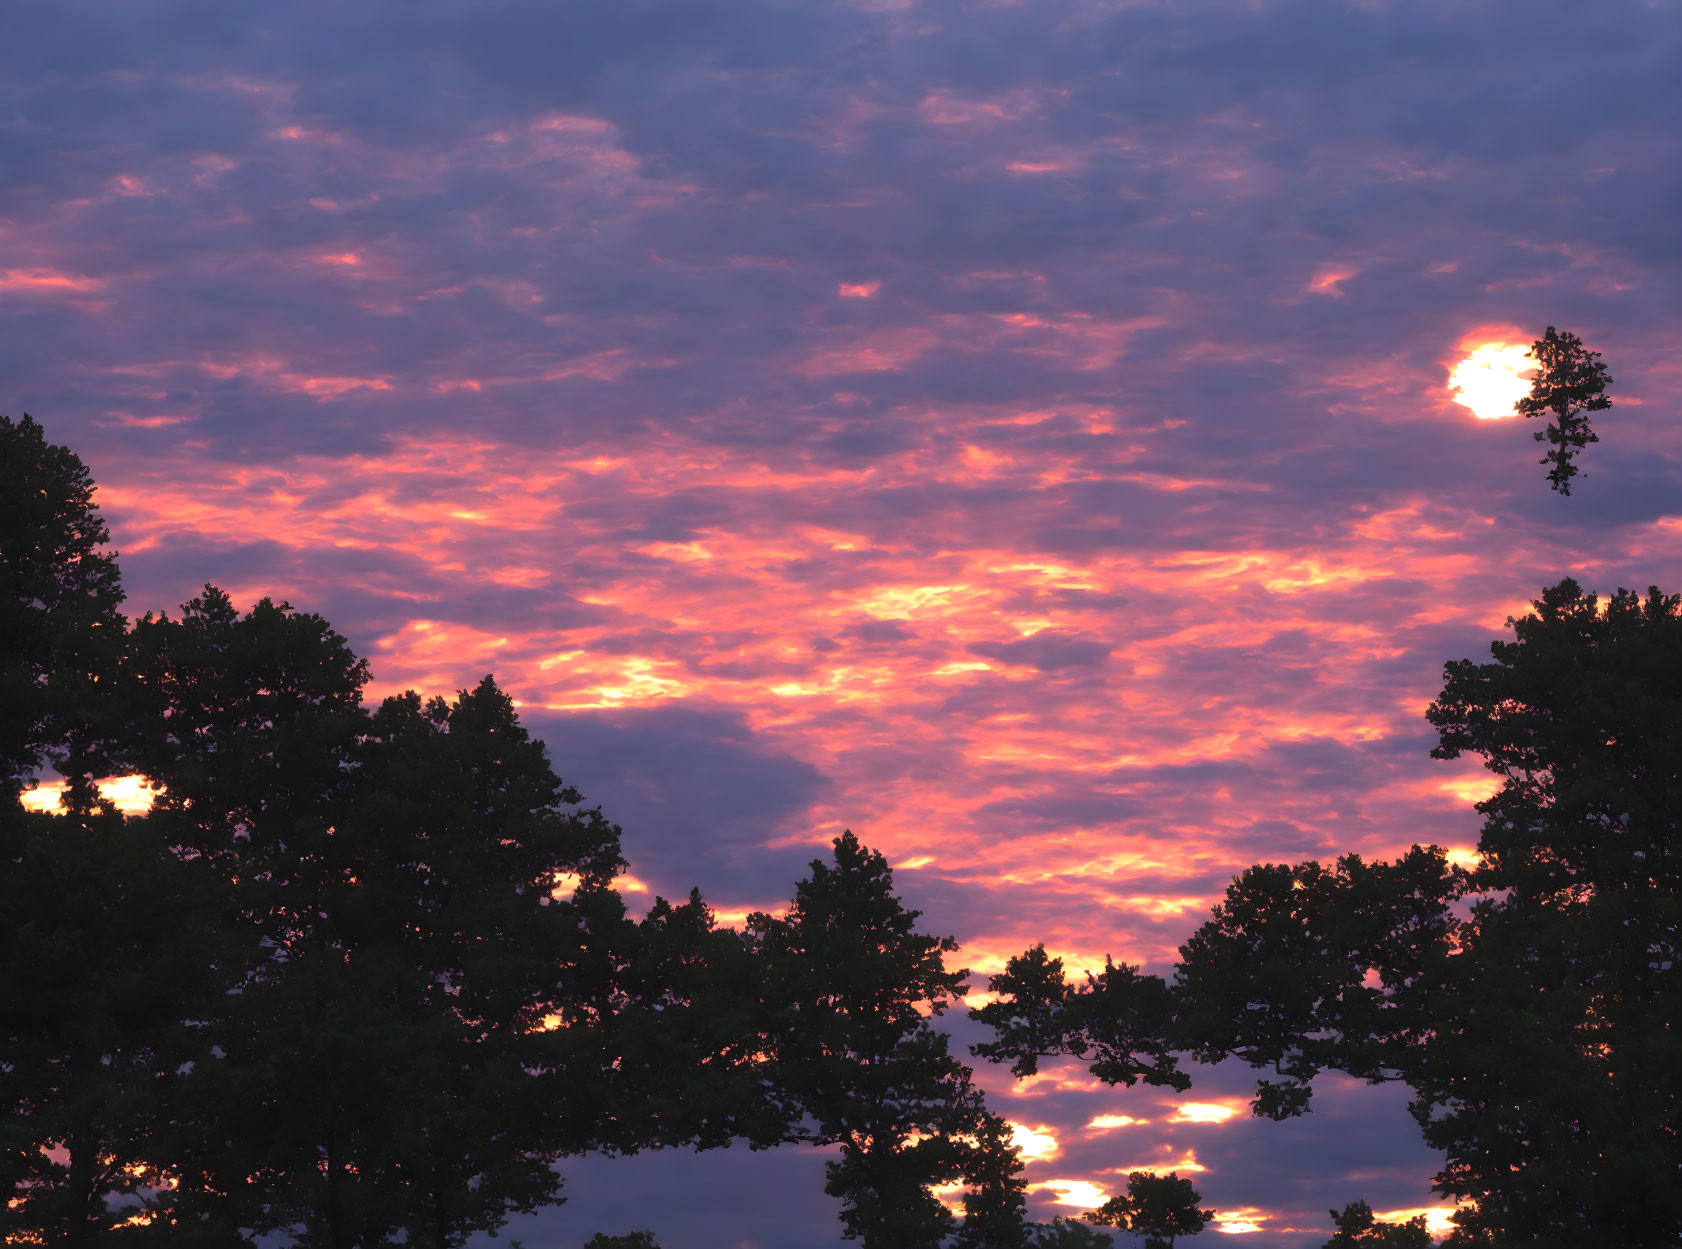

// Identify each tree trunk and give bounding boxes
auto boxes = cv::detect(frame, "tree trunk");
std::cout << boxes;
[64,1122,100,1249]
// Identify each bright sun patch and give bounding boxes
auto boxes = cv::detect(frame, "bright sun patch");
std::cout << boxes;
[1087,1113,1143,1130]
[1029,1179,1110,1209]
[1377,1207,1459,1237]
[1171,1102,1238,1124]
[1008,1122,1060,1161]
[21,774,158,814]
[1448,343,1534,420]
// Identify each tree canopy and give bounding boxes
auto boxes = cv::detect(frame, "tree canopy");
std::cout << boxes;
[1086,1172,1212,1249]
[1321,1201,1431,1249]
[0,413,126,802]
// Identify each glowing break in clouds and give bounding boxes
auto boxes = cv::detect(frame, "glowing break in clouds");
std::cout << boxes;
[1029,1180,1111,1210]
[1008,1123,1061,1162]
[1448,343,1535,420]
[1170,1103,1241,1125]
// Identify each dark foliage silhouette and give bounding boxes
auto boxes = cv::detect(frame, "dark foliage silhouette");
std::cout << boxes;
[1321,1201,1431,1248]
[1028,1216,1115,1248]
[0,419,733,1245]
[748,831,1027,1248]
[1516,326,1612,494]
[1086,1171,1212,1249]
[0,413,126,804]
[0,806,228,1247]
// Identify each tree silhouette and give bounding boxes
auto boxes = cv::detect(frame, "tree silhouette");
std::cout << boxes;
[748,831,1027,1248]
[0,413,126,804]
[345,679,628,1248]
[1171,847,1457,1120]
[0,418,811,1244]
[971,945,1186,1092]
[975,580,1682,1246]
[1086,1172,1212,1249]
[1321,1201,1431,1249]
[0,804,228,1247]
[1516,326,1612,494]
[125,599,670,1246]
[1029,1216,1115,1248]
[1421,578,1681,1244]
[123,588,390,1244]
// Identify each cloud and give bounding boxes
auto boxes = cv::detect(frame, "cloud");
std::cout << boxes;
[6,0,1679,1241]
[522,705,830,904]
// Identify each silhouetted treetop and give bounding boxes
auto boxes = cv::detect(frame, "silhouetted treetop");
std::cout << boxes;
[1516,325,1612,494]
[1321,1201,1431,1249]
[0,413,125,801]
[1086,1171,1212,1249]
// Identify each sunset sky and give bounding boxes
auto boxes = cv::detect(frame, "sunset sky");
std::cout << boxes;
[6,0,1680,1244]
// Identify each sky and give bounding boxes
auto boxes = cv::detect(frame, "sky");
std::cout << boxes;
[5,0,1680,1244]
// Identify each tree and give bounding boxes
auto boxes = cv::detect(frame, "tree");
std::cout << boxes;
[122,588,388,1245]
[582,1233,661,1249]
[121,594,655,1247]
[973,579,1682,1247]
[588,887,790,1153]
[0,413,126,803]
[1321,1201,1431,1249]
[1515,326,1612,495]
[340,678,628,1249]
[1421,578,1681,1245]
[747,831,1027,1248]
[1086,1172,1212,1249]
[0,804,231,1248]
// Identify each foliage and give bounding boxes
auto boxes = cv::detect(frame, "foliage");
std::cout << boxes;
[1028,1215,1115,1247]
[1421,577,1682,1244]
[126,601,641,1246]
[1086,1172,1212,1249]
[1321,1201,1431,1249]
[974,578,1682,1247]
[588,888,788,1153]
[0,413,126,802]
[582,1233,662,1249]
[1515,326,1612,495]
[971,945,1186,1092]
[748,831,1026,1248]
[1172,847,1458,1119]
[0,805,230,1248]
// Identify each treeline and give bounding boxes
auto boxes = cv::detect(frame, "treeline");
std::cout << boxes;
[0,413,1044,1248]
[5,397,1680,1249]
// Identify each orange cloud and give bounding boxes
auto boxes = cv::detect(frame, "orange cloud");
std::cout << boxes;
[0,268,105,293]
